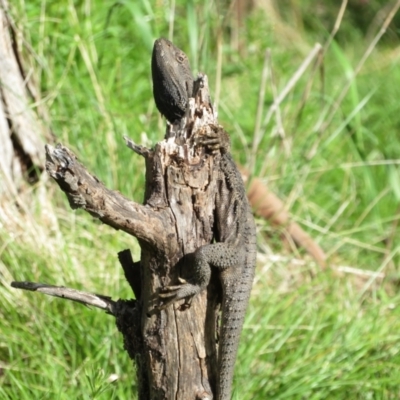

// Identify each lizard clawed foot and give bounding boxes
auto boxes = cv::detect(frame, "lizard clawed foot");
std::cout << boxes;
[157,278,201,311]
[195,127,230,154]
[158,277,188,294]
[195,132,221,154]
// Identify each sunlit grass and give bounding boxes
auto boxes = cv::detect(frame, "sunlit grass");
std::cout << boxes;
[1,0,400,398]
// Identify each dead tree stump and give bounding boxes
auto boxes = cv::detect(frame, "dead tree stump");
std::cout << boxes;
[39,75,223,400]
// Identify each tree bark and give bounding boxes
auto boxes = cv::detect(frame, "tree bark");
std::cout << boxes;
[45,76,222,399]
[0,0,48,196]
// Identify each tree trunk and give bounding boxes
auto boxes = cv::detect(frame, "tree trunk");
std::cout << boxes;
[44,75,222,399]
[0,0,47,196]
[119,139,221,399]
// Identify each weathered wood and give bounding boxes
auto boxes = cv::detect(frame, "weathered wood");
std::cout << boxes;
[0,0,45,193]
[127,76,222,399]
[45,144,168,250]
[43,75,222,399]
[10,281,117,313]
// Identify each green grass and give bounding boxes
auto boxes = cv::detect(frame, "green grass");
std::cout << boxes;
[2,0,400,398]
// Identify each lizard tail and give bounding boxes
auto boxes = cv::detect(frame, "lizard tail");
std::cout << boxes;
[217,276,253,400]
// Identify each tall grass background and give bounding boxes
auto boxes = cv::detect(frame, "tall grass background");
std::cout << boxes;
[1,0,400,398]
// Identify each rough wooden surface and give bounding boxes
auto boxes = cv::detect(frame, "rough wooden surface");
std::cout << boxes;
[0,0,45,193]
[45,75,223,399]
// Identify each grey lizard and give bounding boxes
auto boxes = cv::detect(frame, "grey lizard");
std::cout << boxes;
[152,37,257,400]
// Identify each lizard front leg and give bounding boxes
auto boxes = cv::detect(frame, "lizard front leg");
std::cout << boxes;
[158,243,241,310]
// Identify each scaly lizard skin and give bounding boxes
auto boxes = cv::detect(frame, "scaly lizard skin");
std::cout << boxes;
[151,37,194,123]
[152,38,257,400]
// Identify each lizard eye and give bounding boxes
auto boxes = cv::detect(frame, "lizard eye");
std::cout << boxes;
[177,55,185,63]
